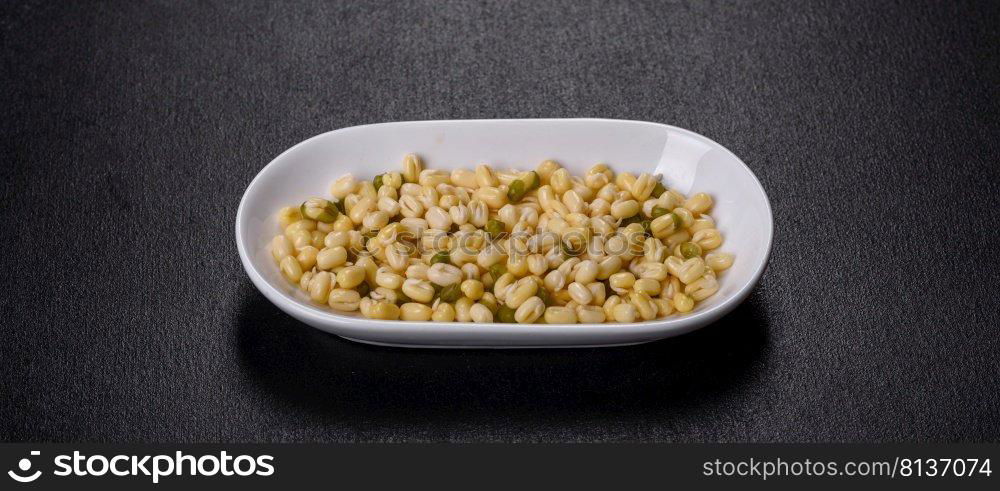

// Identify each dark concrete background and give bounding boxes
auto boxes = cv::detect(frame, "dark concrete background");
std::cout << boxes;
[1,0,998,442]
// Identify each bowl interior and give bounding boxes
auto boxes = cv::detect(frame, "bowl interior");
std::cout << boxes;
[237,119,771,326]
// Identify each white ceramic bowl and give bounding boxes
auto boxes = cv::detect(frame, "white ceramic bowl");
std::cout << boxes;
[236,119,773,348]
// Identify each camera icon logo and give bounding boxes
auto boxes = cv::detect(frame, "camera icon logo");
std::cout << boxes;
[8,451,41,483]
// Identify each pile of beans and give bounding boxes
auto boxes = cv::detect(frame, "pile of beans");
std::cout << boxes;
[268,155,733,323]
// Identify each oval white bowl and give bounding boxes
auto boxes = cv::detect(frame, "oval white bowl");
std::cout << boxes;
[236,119,773,348]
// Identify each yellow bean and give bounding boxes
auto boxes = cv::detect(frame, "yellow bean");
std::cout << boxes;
[400,303,433,321]
[608,272,636,293]
[613,172,634,192]
[567,282,593,305]
[689,216,716,233]
[400,183,422,197]
[432,302,456,322]
[673,207,694,228]
[630,173,655,201]
[475,186,507,209]
[633,278,661,296]
[644,236,667,263]
[310,229,326,249]
[402,278,435,303]
[536,159,561,183]
[692,228,723,251]
[631,292,657,321]
[358,297,375,318]
[543,270,566,292]
[705,252,735,271]
[328,289,361,311]
[576,305,607,324]
[657,189,683,210]
[527,254,548,276]
[296,246,318,270]
[317,246,348,270]
[371,286,397,304]
[425,206,452,230]
[455,297,474,322]
[650,213,678,238]
[402,154,423,183]
[612,303,637,323]
[468,199,488,227]
[271,235,294,263]
[586,282,606,306]
[348,196,375,225]
[332,214,354,232]
[279,256,303,282]
[551,288,572,306]
[385,242,411,271]
[375,266,405,289]
[683,192,713,214]
[336,265,366,289]
[595,183,617,203]
[550,168,572,195]
[603,295,622,320]
[660,276,681,300]
[506,253,529,277]
[666,257,706,284]
[288,229,313,250]
[405,263,429,280]
[585,171,610,190]
[652,298,674,317]
[506,279,539,309]
[475,164,499,188]
[470,303,494,323]
[324,230,350,248]
[664,229,691,249]
[597,256,623,280]
[451,168,478,188]
[673,292,695,313]
[277,206,303,228]
[684,275,720,301]
[377,196,400,216]
[445,248,472,268]
[355,255,378,285]
[556,257,580,279]
[308,272,332,304]
[298,271,313,292]
[418,169,450,187]
[460,263,481,281]
[383,172,403,189]
[477,244,507,269]
[637,262,669,281]
[330,174,358,199]
[480,292,499,314]
[543,306,577,324]
[573,260,599,284]
[362,210,390,230]
[610,199,640,219]
[398,195,424,219]
[514,297,545,324]
[364,301,400,320]
[427,263,463,286]
[561,190,585,213]
[498,204,518,229]
[460,279,485,300]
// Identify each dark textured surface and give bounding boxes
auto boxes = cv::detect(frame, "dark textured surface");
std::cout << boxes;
[2,0,999,443]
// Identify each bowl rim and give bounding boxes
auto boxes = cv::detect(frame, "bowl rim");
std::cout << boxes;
[235,118,773,334]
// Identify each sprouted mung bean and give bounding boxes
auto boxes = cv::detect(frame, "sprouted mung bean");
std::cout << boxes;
[267,155,734,323]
